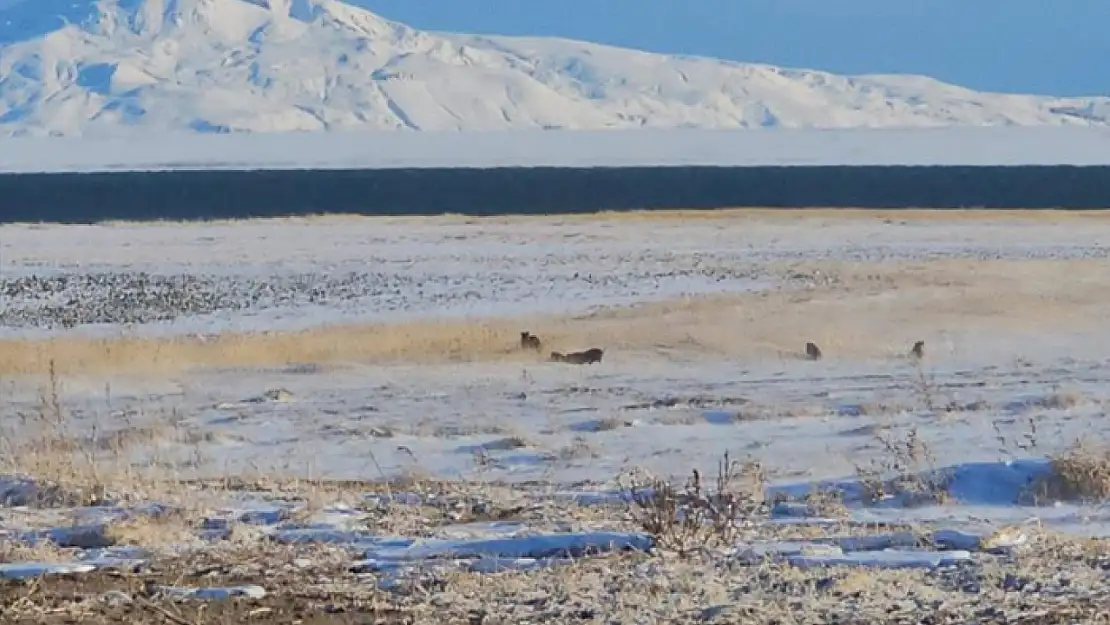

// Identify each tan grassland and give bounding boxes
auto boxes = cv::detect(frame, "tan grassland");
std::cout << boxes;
[457,207,1110,225]
[2,253,1110,379]
[1,257,1107,377]
[87,207,1110,228]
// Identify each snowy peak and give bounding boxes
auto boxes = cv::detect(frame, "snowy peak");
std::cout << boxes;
[0,0,1109,137]
[0,0,400,43]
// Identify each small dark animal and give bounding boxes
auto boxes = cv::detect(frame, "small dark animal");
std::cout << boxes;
[550,348,604,365]
[909,340,925,360]
[520,331,543,351]
[805,342,823,361]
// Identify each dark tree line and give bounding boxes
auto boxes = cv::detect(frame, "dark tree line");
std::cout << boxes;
[1,165,1107,224]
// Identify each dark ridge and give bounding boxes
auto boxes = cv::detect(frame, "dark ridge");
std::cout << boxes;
[1,165,1108,224]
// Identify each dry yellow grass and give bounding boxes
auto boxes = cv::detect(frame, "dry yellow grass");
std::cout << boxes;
[479,207,1110,225]
[1028,442,1110,504]
[101,513,204,549]
[2,257,1108,377]
[81,207,1110,229]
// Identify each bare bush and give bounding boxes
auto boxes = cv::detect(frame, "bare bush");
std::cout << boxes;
[853,426,951,507]
[992,416,1040,462]
[1038,386,1086,410]
[798,484,849,518]
[625,452,767,557]
[910,359,943,413]
[1026,441,1110,504]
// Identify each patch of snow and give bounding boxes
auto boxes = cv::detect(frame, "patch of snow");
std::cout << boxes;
[767,458,1053,508]
[0,562,97,579]
[359,531,653,562]
[780,548,973,570]
[0,475,48,506]
[153,584,268,600]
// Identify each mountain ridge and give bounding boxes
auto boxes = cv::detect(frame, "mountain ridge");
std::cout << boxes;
[1,0,1108,137]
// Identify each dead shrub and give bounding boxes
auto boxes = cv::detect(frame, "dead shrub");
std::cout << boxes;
[800,485,849,518]
[558,437,600,461]
[1038,387,1085,410]
[103,511,201,549]
[853,426,951,507]
[590,416,634,432]
[625,452,767,558]
[1025,441,1110,504]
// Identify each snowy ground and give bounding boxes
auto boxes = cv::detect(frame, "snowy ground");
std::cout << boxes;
[3,209,1110,623]
[5,127,1110,173]
[3,209,1110,337]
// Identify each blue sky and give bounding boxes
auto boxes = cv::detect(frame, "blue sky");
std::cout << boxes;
[355,0,1107,97]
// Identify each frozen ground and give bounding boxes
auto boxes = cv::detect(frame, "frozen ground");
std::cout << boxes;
[4,210,1110,623]
[3,210,1110,338]
[4,127,1110,173]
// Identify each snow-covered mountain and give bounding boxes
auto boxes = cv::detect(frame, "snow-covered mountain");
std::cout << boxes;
[1,0,1108,137]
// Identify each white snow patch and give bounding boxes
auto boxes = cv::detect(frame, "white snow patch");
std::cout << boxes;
[778,548,972,570]
[153,584,268,600]
[0,562,97,579]
[1,127,1110,173]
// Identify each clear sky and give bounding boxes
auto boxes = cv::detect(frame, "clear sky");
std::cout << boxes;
[354,0,1107,97]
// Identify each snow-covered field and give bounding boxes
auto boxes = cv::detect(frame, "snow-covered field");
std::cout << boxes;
[4,209,1110,623]
[6,126,1110,173]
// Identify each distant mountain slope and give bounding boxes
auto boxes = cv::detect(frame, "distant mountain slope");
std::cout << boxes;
[0,0,1108,137]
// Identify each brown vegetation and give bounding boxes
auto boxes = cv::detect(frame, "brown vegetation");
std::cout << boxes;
[80,208,1110,230]
[3,258,1107,378]
[1027,442,1110,504]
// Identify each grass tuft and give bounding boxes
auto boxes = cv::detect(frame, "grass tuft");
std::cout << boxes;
[625,452,766,557]
[853,426,951,507]
[1027,441,1110,504]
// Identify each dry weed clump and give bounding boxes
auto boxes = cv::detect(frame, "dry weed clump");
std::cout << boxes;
[0,362,253,539]
[101,513,203,550]
[1,362,114,507]
[992,416,1041,462]
[582,416,634,432]
[797,485,850,518]
[1036,386,1086,410]
[625,452,767,557]
[908,360,995,417]
[0,537,71,564]
[853,426,951,507]
[1026,441,1110,504]
[907,359,980,416]
[557,437,601,461]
